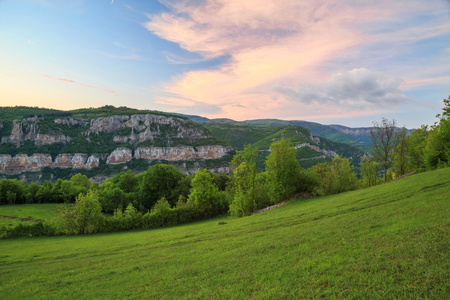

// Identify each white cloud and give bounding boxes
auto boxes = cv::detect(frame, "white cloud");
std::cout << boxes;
[273,68,412,110]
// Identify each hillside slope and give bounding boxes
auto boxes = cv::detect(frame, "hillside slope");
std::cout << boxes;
[1,168,448,298]
[0,106,232,182]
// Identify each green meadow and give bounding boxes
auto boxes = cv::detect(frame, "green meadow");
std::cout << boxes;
[0,204,59,228]
[1,168,449,299]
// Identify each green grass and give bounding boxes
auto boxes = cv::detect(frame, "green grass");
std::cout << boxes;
[1,168,449,299]
[0,204,60,227]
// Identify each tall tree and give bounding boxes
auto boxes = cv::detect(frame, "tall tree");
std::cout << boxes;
[265,138,302,203]
[188,169,224,216]
[139,164,185,210]
[370,118,398,182]
[359,156,381,187]
[393,127,410,176]
[407,126,429,172]
[424,95,450,169]
[229,145,259,217]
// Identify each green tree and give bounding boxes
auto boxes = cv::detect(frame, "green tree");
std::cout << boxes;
[188,169,225,216]
[311,156,357,195]
[370,118,398,182]
[265,138,302,203]
[424,95,450,169]
[26,182,41,204]
[58,190,104,234]
[115,170,139,193]
[332,156,358,193]
[229,145,259,217]
[35,180,54,203]
[359,156,381,188]
[407,126,429,172]
[139,164,185,210]
[0,179,25,205]
[393,127,410,176]
[98,181,127,214]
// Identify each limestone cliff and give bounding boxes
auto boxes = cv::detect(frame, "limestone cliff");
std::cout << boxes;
[0,110,233,181]
[0,153,100,175]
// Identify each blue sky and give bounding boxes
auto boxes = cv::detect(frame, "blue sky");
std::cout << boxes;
[0,0,449,128]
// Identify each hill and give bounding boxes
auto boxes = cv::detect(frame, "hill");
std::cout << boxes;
[0,106,232,183]
[1,167,448,298]
[180,115,377,152]
[197,118,366,169]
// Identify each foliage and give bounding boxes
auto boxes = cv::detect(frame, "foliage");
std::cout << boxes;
[57,190,104,234]
[370,118,398,182]
[188,169,226,216]
[229,145,268,217]
[359,156,382,188]
[265,138,303,203]
[139,164,185,210]
[406,125,429,172]
[311,156,358,195]
[392,127,410,176]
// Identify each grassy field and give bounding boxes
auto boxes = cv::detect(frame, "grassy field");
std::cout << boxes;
[0,204,59,228]
[0,168,449,299]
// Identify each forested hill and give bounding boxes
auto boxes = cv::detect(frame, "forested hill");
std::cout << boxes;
[0,106,232,183]
[1,105,369,183]
[178,114,414,153]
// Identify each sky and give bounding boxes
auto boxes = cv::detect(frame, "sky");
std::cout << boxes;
[0,0,449,128]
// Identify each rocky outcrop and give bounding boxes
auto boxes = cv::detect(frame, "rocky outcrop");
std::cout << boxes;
[1,118,72,147]
[106,148,133,164]
[85,114,211,145]
[308,145,338,158]
[0,153,100,175]
[0,145,232,176]
[294,143,338,158]
[134,145,232,161]
[0,113,233,179]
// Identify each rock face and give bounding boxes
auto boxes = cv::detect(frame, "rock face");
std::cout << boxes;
[1,117,72,147]
[106,148,133,165]
[0,153,100,175]
[135,145,232,161]
[0,145,231,176]
[0,112,233,179]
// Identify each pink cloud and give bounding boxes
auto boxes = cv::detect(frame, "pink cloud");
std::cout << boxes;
[145,0,448,121]
[42,74,116,95]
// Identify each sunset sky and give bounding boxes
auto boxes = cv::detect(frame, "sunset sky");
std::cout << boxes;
[1,0,449,128]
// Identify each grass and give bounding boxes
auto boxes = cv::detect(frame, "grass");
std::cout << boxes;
[0,168,449,299]
[0,204,60,227]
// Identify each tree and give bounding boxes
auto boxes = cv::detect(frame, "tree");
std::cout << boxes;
[393,127,410,176]
[359,156,381,187]
[407,126,429,172]
[188,169,225,216]
[58,190,104,234]
[229,145,259,217]
[311,156,357,195]
[370,118,398,182]
[139,164,185,210]
[265,138,303,203]
[424,95,450,169]
[332,156,358,193]
[98,181,127,213]
[35,180,54,203]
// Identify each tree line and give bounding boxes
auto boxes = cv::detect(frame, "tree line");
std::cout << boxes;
[1,95,449,237]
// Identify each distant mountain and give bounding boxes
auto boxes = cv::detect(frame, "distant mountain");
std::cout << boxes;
[180,115,413,153]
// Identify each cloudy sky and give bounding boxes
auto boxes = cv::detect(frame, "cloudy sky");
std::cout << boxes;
[1,0,449,128]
